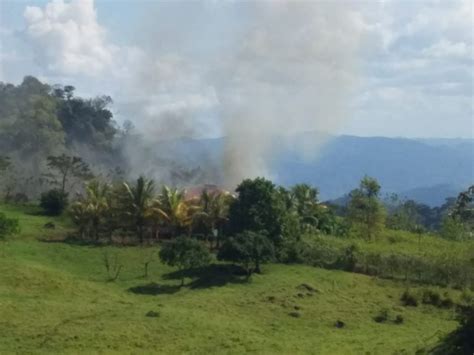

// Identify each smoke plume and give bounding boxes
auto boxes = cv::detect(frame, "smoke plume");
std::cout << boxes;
[23,0,368,189]
[128,1,366,187]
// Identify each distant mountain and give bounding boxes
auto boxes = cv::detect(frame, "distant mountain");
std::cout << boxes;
[273,134,473,206]
[155,133,473,207]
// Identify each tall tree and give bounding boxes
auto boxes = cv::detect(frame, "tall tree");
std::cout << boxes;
[193,190,232,247]
[289,184,320,231]
[54,85,117,152]
[46,154,93,195]
[70,180,111,240]
[348,176,386,241]
[153,186,192,237]
[228,178,286,243]
[121,176,155,244]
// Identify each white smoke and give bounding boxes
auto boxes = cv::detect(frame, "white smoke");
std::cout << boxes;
[22,0,369,188]
[215,1,367,186]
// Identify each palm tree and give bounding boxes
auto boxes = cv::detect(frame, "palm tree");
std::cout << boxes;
[193,189,232,248]
[70,180,110,240]
[153,186,193,237]
[70,200,90,239]
[121,176,155,244]
[289,184,320,231]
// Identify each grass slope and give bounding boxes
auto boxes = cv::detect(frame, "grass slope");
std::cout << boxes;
[0,205,463,354]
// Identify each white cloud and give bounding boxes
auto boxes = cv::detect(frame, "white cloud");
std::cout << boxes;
[23,0,116,76]
[423,39,469,59]
[7,0,473,140]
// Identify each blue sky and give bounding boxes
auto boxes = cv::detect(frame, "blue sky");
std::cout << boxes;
[0,0,472,139]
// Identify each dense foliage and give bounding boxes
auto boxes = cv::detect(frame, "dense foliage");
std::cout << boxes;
[40,189,68,216]
[0,77,120,199]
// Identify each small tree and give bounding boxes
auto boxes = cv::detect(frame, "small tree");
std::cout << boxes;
[46,154,93,195]
[120,176,155,244]
[40,189,68,216]
[159,236,211,286]
[218,230,275,278]
[348,176,386,241]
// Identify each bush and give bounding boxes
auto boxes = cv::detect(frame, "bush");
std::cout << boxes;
[40,189,68,215]
[338,244,359,271]
[0,212,20,241]
[374,308,390,323]
[277,239,309,263]
[422,290,441,306]
[401,290,418,307]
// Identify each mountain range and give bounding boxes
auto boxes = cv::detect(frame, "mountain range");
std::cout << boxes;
[154,133,473,207]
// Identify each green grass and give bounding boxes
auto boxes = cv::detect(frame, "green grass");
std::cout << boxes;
[0,203,73,240]
[311,229,474,265]
[0,204,466,354]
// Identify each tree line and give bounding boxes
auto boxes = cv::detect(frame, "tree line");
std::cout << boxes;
[24,166,472,284]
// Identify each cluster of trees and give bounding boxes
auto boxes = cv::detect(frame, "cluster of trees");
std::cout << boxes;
[66,176,348,276]
[64,171,472,279]
[0,76,122,200]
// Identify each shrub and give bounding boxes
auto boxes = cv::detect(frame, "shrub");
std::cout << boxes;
[374,308,390,323]
[338,244,359,271]
[40,189,68,215]
[422,290,441,306]
[401,290,418,307]
[277,239,309,263]
[0,212,20,241]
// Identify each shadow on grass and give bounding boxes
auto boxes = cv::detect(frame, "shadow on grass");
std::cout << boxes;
[163,263,249,289]
[38,235,108,246]
[129,282,181,295]
[39,234,159,247]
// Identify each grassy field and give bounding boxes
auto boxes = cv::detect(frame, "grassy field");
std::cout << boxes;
[0,204,466,354]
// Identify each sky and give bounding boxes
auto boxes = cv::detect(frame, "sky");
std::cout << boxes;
[0,0,472,139]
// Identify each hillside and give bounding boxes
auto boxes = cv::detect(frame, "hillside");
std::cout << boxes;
[0,204,466,354]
